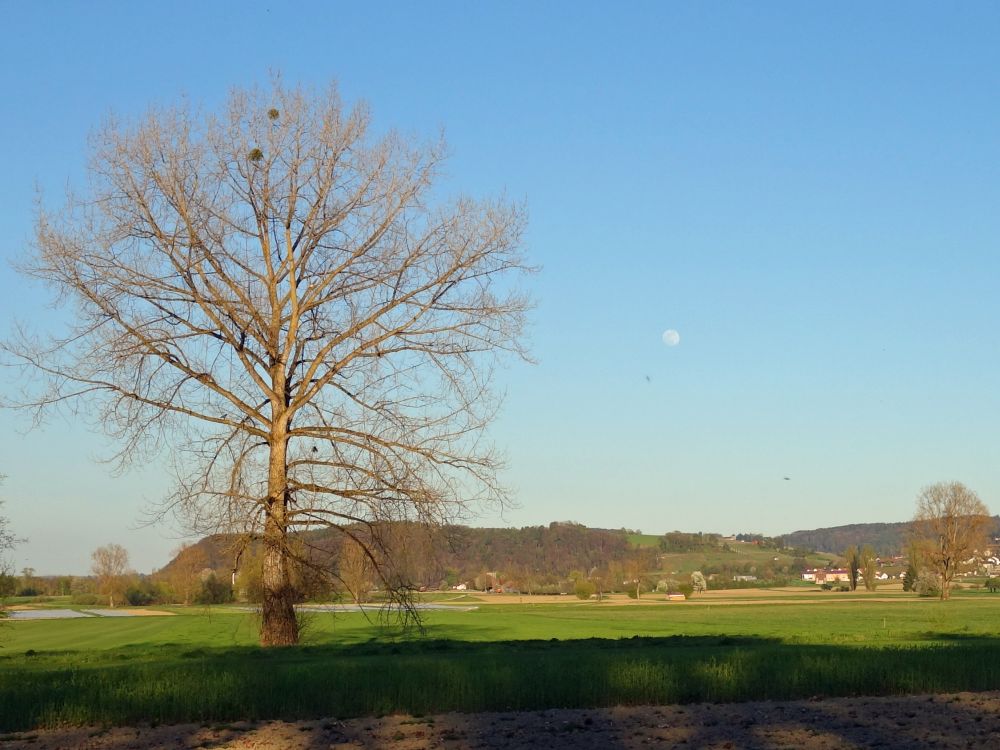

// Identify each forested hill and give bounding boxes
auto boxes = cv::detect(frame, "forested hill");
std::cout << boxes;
[783,522,910,557]
[784,517,1000,557]
[158,522,654,588]
[161,517,1000,585]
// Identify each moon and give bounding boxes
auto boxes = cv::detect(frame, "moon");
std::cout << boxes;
[662,329,681,347]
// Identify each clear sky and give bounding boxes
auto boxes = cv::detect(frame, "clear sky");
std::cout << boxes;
[2,2,1000,574]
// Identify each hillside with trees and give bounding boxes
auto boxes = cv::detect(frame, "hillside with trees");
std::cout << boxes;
[155,522,837,601]
[157,522,657,596]
[785,518,1000,557]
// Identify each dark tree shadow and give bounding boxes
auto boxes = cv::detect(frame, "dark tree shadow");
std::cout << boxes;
[5,635,1000,748]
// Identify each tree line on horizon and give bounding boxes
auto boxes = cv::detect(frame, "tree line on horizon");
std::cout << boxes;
[4,482,997,609]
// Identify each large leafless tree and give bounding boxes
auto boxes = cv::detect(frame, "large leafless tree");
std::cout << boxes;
[4,82,531,645]
[910,481,991,601]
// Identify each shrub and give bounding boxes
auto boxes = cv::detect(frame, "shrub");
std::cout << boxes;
[624,578,651,599]
[986,577,1000,593]
[123,578,166,606]
[914,571,941,598]
[124,587,155,606]
[195,573,234,605]
[573,579,596,600]
[70,594,102,605]
[677,583,694,599]
[0,573,17,599]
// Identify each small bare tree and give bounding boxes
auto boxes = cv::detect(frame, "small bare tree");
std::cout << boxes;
[91,543,130,608]
[859,544,878,592]
[911,481,991,601]
[0,476,19,605]
[338,536,373,604]
[166,543,209,605]
[4,81,531,645]
[691,570,707,593]
[842,545,860,591]
[0,476,14,557]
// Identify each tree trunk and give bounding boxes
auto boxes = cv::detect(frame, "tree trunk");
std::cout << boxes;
[260,423,299,646]
[940,558,952,601]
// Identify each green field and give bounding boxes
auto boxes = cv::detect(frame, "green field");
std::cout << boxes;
[3,595,1000,731]
[653,541,837,578]
[626,533,663,548]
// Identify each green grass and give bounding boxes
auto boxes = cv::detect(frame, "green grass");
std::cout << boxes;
[655,542,837,576]
[3,598,1000,730]
[626,533,662,548]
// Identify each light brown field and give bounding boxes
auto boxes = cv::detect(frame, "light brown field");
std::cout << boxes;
[461,583,914,606]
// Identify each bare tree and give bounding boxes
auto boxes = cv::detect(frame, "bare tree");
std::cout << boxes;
[624,556,646,600]
[843,545,860,591]
[859,544,878,591]
[0,476,15,559]
[691,570,707,593]
[91,543,130,608]
[165,543,209,605]
[338,536,373,604]
[588,565,607,601]
[0,476,19,605]
[911,481,991,601]
[4,81,531,645]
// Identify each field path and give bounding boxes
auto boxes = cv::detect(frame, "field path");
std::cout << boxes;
[4,690,999,749]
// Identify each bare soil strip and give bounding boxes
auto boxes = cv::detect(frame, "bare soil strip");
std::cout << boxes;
[5,691,999,749]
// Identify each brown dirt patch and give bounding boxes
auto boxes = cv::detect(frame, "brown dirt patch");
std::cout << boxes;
[467,594,616,605]
[5,691,1000,749]
[108,609,176,617]
[468,587,924,607]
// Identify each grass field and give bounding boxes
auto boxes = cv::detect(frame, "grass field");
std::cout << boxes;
[626,533,662,548]
[625,535,841,581]
[3,590,1000,731]
[653,541,838,577]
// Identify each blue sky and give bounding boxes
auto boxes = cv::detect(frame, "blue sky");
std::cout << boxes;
[2,2,1000,573]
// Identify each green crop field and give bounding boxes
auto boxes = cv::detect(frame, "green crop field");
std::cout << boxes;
[3,594,1000,731]
[626,533,662,548]
[654,542,837,576]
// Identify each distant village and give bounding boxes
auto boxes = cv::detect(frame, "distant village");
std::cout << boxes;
[799,542,1000,587]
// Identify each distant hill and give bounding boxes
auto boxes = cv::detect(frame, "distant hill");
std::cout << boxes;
[157,522,651,588]
[783,517,1000,557]
[159,516,1000,586]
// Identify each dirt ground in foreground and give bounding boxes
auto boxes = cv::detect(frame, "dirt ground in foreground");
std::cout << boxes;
[5,691,1000,750]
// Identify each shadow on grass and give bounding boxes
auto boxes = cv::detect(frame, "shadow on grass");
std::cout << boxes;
[5,634,1000,734]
